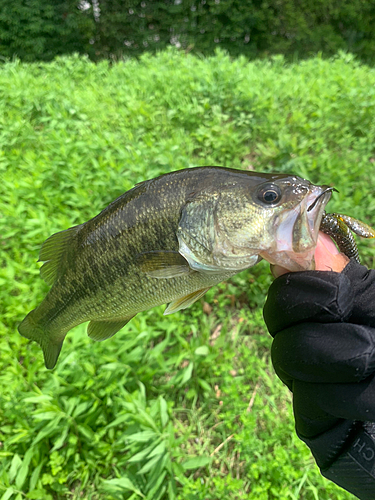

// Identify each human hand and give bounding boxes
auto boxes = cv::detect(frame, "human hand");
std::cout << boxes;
[264,243,375,499]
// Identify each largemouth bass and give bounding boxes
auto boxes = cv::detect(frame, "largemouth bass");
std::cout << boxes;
[18,167,372,369]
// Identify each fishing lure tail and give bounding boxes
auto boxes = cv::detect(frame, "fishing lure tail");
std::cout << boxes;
[320,212,375,263]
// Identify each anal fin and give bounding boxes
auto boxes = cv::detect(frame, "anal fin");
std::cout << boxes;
[87,317,134,342]
[164,288,211,315]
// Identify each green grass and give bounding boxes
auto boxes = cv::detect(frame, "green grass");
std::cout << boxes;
[2,48,375,499]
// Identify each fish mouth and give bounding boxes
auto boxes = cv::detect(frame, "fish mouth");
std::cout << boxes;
[292,184,334,257]
[307,187,338,212]
[260,183,335,272]
[303,185,335,245]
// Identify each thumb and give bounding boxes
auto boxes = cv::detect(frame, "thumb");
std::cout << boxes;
[271,232,349,278]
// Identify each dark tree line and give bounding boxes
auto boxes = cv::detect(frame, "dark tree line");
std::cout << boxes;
[1,0,374,62]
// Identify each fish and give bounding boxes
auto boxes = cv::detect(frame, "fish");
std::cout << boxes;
[17,166,371,369]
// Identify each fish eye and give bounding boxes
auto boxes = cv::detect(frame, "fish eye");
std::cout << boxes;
[257,184,282,205]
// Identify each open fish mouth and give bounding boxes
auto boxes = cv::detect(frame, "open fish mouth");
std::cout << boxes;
[292,184,334,255]
[304,185,335,239]
[260,183,335,272]
[307,187,338,212]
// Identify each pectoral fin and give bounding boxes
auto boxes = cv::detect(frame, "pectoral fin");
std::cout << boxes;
[164,288,211,315]
[87,317,134,341]
[136,250,193,278]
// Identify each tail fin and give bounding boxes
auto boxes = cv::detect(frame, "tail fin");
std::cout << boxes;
[18,309,63,369]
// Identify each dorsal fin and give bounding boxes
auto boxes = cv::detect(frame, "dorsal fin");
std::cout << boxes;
[38,225,81,285]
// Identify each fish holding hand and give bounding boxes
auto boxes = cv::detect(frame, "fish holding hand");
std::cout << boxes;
[18,167,375,368]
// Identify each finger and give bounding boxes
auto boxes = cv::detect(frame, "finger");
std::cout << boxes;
[264,271,354,335]
[270,232,349,278]
[293,375,375,437]
[343,261,375,329]
[271,323,375,385]
[314,232,349,272]
[270,264,289,278]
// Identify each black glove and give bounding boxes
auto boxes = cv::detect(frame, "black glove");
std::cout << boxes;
[263,259,375,500]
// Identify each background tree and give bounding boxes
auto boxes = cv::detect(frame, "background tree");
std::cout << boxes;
[0,0,374,63]
[0,0,95,61]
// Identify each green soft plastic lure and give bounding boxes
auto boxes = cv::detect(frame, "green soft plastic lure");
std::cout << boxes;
[320,213,375,263]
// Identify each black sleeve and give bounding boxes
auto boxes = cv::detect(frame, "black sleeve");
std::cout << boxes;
[263,259,375,500]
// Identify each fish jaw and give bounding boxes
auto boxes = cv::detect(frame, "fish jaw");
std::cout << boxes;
[259,185,332,271]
